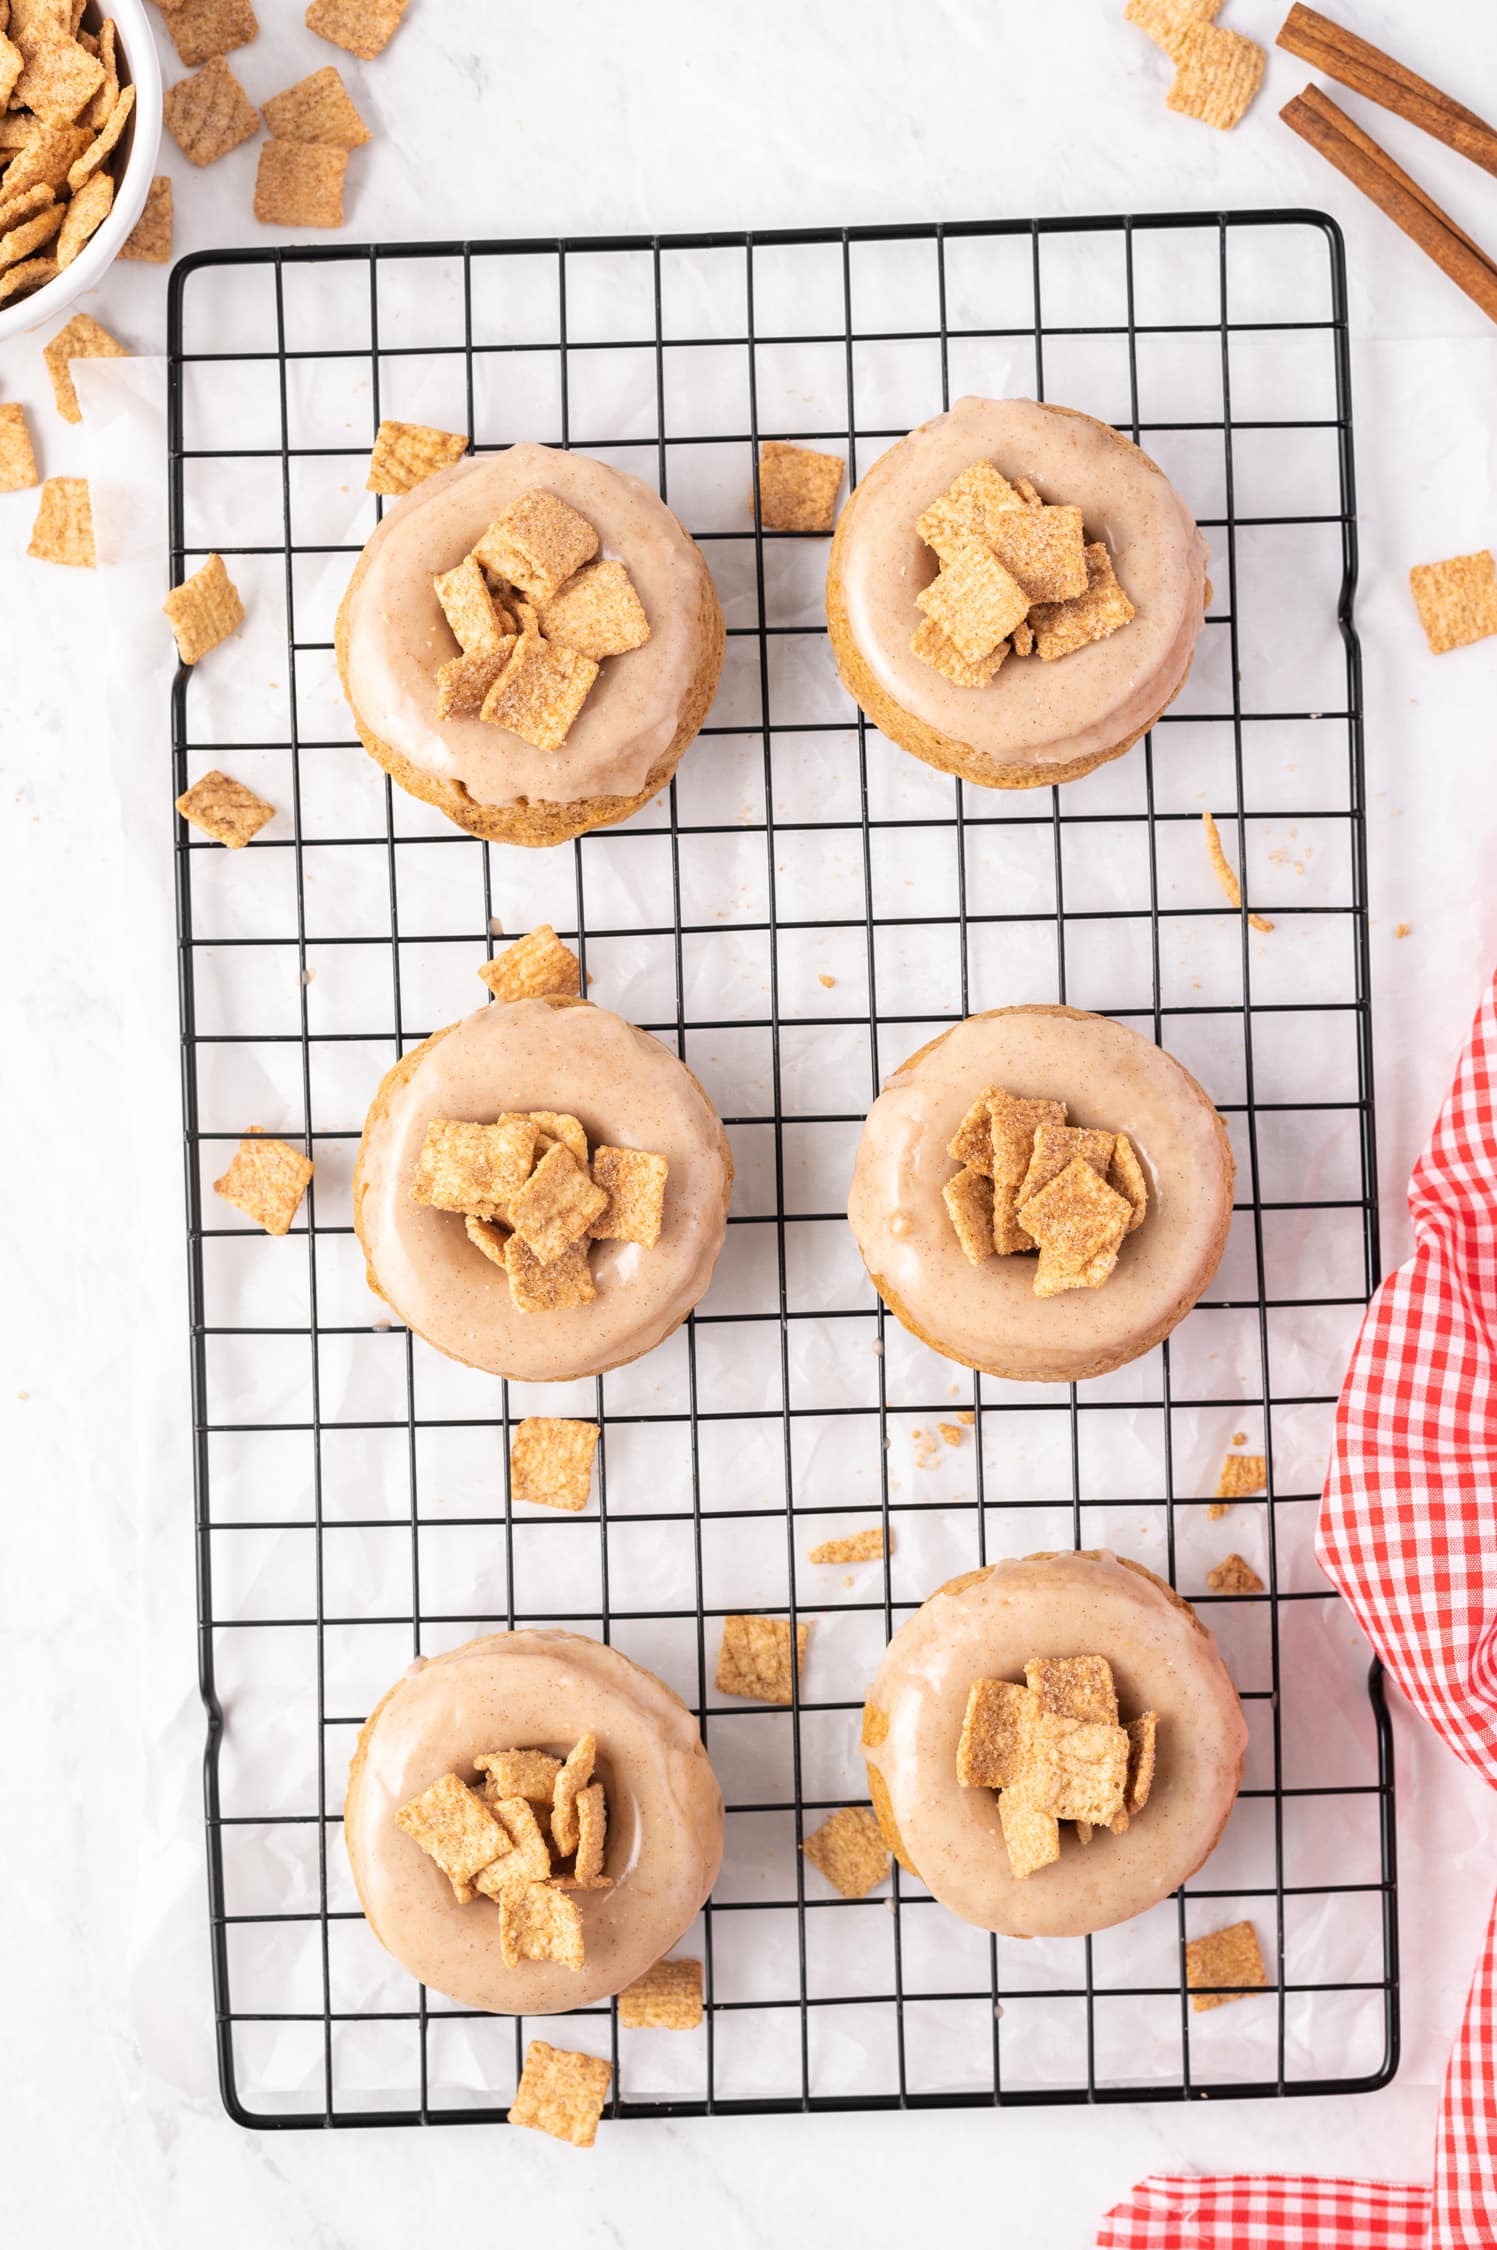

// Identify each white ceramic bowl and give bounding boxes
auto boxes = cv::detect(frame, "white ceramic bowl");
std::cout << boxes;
[0,0,164,346]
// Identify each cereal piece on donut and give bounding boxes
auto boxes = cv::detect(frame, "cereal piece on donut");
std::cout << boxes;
[1020,1711,1129,1826]
[1024,1654,1118,1725]
[480,627,598,752]
[213,1133,313,1233]
[509,1143,609,1264]
[1013,477,1044,509]
[434,554,511,651]
[755,439,845,534]
[1012,618,1035,656]
[551,1733,596,1857]
[434,639,518,721]
[175,768,274,847]
[988,1090,1069,1254]
[916,460,1024,561]
[464,1213,509,1265]
[511,1417,600,1513]
[947,1087,1000,1175]
[478,923,581,1002]
[499,1881,585,1971]
[366,417,467,496]
[716,1614,808,1706]
[509,2040,612,2147]
[412,1116,538,1220]
[1109,1132,1149,1234]
[395,1771,510,1896]
[475,1748,561,1803]
[986,502,1088,605]
[619,1957,703,2030]
[504,1233,596,1313]
[539,558,650,658]
[589,1145,669,1248]
[472,488,599,604]
[1029,541,1135,660]
[1124,1711,1158,1812]
[803,1806,891,1899]
[956,1677,1034,1788]
[915,541,1028,663]
[164,552,244,664]
[942,1165,996,1266]
[477,1795,553,1891]
[1185,1919,1265,2011]
[1018,1156,1132,1293]
[998,1787,1060,1881]
[528,1111,588,1168]
[1017,1124,1117,1210]
[565,1783,610,1888]
[911,612,1010,687]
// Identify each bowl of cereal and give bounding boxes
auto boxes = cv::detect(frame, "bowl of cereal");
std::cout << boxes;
[0,0,163,344]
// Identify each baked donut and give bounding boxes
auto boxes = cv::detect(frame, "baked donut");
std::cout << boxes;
[847,1005,1234,1385]
[353,993,733,1383]
[346,1631,724,2013]
[337,443,723,845]
[826,397,1208,791]
[862,1552,1247,1940]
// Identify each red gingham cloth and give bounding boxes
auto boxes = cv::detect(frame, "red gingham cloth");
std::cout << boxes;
[1100,972,1497,2250]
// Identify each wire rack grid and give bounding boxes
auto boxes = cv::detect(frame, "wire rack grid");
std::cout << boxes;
[168,210,1395,2129]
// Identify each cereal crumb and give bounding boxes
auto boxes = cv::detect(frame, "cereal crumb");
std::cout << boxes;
[1202,812,1273,933]
[808,1526,885,1565]
[1208,1551,1264,1596]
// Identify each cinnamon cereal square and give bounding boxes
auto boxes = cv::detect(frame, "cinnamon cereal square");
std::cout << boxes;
[1024,1655,1118,1724]
[941,1165,995,1266]
[472,488,599,604]
[618,1957,702,2031]
[434,553,508,651]
[212,1134,312,1233]
[914,542,1027,663]
[508,1143,608,1265]
[1409,550,1497,654]
[163,552,244,664]
[716,1614,808,1705]
[161,0,258,69]
[998,1788,1059,1880]
[588,1145,668,1248]
[1186,1919,1266,2010]
[956,1678,1034,1789]
[253,139,348,229]
[498,1882,584,1971]
[120,174,173,261]
[476,923,581,1002]
[305,0,409,62]
[162,55,259,166]
[504,1233,596,1312]
[176,769,274,847]
[479,629,598,752]
[509,1417,600,1513]
[394,1770,508,1888]
[366,417,468,496]
[509,2041,611,2148]
[262,65,371,147]
[915,459,1024,561]
[433,639,516,721]
[538,559,651,658]
[803,1806,891,1899]
[0,401,38,491]
[756,440,845,534]
[409,1116,538,1220]
[986,502,1089,604]
[910,613,1010,687]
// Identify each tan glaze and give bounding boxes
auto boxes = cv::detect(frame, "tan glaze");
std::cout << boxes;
[345,1631,724,2013]
[827,398,1208,791]
[847,1007,1234,1384]
[354,996,733,1382]
[338,444,724,845]
[863,1553,1247,1939]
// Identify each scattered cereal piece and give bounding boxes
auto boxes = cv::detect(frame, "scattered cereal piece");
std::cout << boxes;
[433,639,517,721]
[161,0,258,68]
[499,1881,585,1972]
[42,309,125,423]
[504,1232,596,1312]
[1166,21,1265,131]
[13,34,103,125]
[509,1143,609,1264]
[942,1164,995,1266]
[509,2040,611,2149]
[1019,1157,1132,1295]
[1209,1551,1264,1596]
[1186,1919,1265,2011]
[464,1212,508,1266]
[475,1748,561,1803]
[817,972,836,988]
[589,1145,669,1249]
[910,612,1010,687]
[915,541,1028,663]
[480,628,598,752]
[175,768,274,847]
[1017,1123,1116,1209]
[366,417,468,496]
[1409,550,1497,655]
[395,1771,508,1892]
[213,1133,312,1233]
[305,0,408,62]
[619,1958,702,2031]
[472,488,599,604]
[477,923,581,1002]
[411,1116,539,1220]
[164,552,245,665]
[916,460,1025,560]
[1202,811,1273,933]
[1394,921,1413,939]
[808,1526,885,1565]
[569,1783,609,1888]
[804,1806,891,1899]
[0,401,38,491]
[1109,1133,1149,1235]
[538,558,650,658]
[434,553,507,652]
[756,439,845,534]
[510,1418,600,1513]
[262,63,370,146]
[253,137,347,228]
[53,162,110,263]
[1019,1711,1129,1826]
[1215,1451,1266,1503]
[1125,0,1222,59]
[716,1614,808,1705]
[1029,541,1135,660]
[119,171,172,260]
[985,502,1089,604]
[26,472,93,564]
[998,1788,1060,1880]
[956,1677,1034,1789]
[162,53,259,165]
[1025,1654,1118,1725]
[551,1733,596,1859]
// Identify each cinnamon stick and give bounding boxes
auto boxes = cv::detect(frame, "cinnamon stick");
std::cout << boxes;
[1277,5,1497,182]
[1281,84,1497,328]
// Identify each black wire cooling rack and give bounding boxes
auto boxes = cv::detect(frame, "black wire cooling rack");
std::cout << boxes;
[168,211,1396,2128]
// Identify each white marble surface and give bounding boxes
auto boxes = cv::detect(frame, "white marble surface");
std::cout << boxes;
[5,1,1497,2242]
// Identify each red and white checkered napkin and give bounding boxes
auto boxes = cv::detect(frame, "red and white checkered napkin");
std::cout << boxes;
[1100,970,1497,2250]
